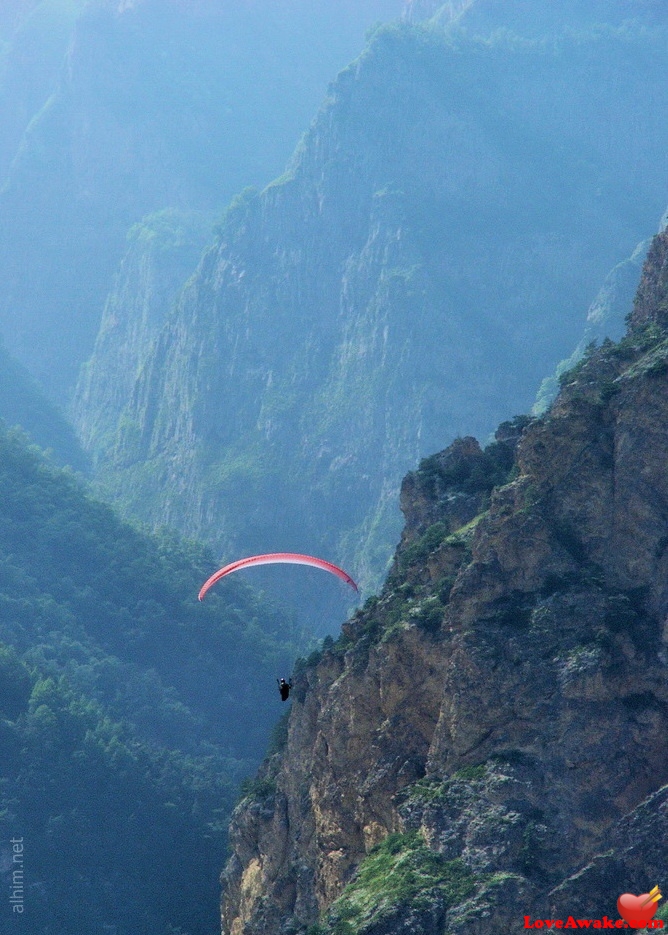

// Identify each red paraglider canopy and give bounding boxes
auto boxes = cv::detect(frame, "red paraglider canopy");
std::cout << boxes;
[198,552,359,601]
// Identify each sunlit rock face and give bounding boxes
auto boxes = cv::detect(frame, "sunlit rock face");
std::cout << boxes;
[220,234,668,934]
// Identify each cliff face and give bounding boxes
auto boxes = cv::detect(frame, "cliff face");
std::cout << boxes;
[221,233,668,934]
[0,0,81,184]
[77,15,668,620]
[73,208,211,462]
[533,234,654,415]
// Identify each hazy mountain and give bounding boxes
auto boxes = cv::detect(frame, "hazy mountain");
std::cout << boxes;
[533,236,656,415]
[0,338,86,469]
[0,1,86,181]
[74,206,213,463]
[74,12,668,630]
[405,0,666,29]
[0,0,403,400]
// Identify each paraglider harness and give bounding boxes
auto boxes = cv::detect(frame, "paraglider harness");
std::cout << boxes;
[277,678,293,701]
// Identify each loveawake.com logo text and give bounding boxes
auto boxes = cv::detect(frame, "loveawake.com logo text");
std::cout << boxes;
[524,917,664,929]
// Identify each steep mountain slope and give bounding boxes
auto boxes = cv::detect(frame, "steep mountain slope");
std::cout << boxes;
[74,207,212,460]
[76,15,668,621]
[0,420,303,759]
[0,0,403,400]
[1,648,230,935]
[0,339,87,469]
[220,231,668,934]
[0,0,85,182]
[533,232,655,415]
[0,419,307,933]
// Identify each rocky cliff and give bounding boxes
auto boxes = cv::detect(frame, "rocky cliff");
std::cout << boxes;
[73,207,211,463]
[75,13,668,622]
[220,232,668,934]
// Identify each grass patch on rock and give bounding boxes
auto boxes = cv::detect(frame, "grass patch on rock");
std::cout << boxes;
[324,831,475,933]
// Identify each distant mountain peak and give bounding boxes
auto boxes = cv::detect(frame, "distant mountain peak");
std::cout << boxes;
[403,0,473,23]
[405,0,667,32]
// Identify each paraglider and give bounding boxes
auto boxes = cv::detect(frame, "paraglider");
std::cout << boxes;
[197,552,359,601]
[277,678,293,701]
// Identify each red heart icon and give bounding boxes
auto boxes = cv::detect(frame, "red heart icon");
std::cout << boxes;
[617,893,659,928]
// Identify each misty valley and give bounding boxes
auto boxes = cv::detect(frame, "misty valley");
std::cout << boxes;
[1,2,668,934]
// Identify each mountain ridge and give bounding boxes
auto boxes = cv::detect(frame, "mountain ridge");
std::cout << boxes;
[0,0,404,400]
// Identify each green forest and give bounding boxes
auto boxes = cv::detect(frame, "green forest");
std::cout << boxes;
[0,421,309,934]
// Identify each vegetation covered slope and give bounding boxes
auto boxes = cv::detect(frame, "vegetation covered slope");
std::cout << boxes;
[0,339,87,469]
[75,14,668,625]
[1,649,232,935]
[220,231,668,934]
[0,420,307,935]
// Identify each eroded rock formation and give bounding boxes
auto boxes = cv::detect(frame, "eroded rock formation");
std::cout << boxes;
[221,232,668,934]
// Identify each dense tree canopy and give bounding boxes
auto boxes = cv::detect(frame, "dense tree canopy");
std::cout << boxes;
[0,422,309,934]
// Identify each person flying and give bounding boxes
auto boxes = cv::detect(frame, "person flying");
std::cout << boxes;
[277,678,293,701]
